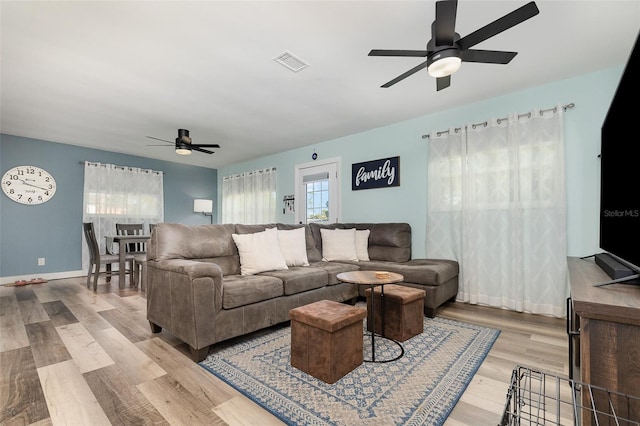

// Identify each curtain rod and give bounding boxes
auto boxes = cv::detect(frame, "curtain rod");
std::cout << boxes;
[421,102,575,140]
[78,161,165,174]
[222,167,277,180]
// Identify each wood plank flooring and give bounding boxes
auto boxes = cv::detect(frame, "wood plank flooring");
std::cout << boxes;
[0,277,568,425]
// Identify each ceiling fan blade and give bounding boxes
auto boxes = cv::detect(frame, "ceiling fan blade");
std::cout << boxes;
[145,136,173,144]
[433,0,457,46]
[457,1,539,50]
[436,75,451,91]
[192,146,214,154]
[380,60,429,88]
[460,49,517,64]
[369,49,428,57]
[192,144,221,148]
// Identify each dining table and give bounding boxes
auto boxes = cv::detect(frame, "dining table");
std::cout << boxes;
[109,234,150,289]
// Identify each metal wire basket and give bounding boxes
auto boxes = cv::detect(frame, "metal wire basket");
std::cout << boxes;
[500,365,640,425]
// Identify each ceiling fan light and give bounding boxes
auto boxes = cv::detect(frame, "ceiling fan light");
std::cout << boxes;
[427,50,462,78]
[175,146,192,155]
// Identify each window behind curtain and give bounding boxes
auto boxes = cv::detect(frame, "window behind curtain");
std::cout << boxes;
[426,107,568,317]
[221,167,277,224]
[81,162,164,271]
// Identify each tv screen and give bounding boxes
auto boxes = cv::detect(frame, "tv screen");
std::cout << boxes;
[599,31,640,273]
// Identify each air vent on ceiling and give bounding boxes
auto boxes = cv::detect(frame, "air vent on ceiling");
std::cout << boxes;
[273,51,309,72]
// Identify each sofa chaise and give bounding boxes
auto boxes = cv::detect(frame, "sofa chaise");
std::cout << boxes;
[146,222,459,361]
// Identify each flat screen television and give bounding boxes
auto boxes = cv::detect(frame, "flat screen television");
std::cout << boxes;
[598,31,640,285]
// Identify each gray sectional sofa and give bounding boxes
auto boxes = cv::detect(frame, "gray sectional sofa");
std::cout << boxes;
[146,222,459,361]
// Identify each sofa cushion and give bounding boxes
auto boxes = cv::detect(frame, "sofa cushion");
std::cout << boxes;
[343,223,411,263]
[277,227,309,267]
[356,259,459,286]
[234,223,275,234]
[222,274,284,309]
[149,223,238,262]
[205,255,241,276]
[310,223,411,263]
[232,228,288,275]
[276,224,322,263]
[260,267,328,295]
[309,223,341,256]
[308,261,360,285]
[355,229,370,261]
[320,228,358,261]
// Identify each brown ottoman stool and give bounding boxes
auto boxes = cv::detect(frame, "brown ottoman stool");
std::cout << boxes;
[289,300,367,384]
[365,284,426,342]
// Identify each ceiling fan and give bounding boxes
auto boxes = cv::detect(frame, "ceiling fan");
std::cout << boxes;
[368,0,539,91]
[146,129,221,155]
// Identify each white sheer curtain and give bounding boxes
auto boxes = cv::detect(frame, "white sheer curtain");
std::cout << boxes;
[82,162,164,272]
[426,105,569,317]
[221,167,277,224]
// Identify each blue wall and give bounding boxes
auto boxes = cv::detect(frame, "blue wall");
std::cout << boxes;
[219,66,624,260]
[0,134,217,281]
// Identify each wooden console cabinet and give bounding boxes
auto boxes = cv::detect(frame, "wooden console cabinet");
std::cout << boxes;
[568,256,640,424]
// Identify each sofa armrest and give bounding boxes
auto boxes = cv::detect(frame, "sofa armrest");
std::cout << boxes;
[149,259,223,280]
[146,259,224,355]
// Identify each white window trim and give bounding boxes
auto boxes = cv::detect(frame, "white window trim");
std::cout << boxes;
[294,157,341,225]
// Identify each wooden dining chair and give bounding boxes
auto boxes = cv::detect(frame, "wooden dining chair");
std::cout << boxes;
[115,223,147,289]
[83,222,135,291]
[115,223,147,253]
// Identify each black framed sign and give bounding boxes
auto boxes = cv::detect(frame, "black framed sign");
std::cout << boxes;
[352,156,400,190]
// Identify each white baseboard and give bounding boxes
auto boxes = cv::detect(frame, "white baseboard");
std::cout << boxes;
[1,270,85,286]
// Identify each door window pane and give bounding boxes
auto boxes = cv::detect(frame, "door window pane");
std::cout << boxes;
[306,179,329,223]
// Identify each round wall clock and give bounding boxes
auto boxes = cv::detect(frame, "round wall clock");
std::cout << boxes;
[2,165,57,205]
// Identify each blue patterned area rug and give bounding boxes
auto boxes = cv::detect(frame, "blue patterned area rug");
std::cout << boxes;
[200,313,500,425]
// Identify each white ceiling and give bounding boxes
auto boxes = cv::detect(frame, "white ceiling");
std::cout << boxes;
[1,1,639,170]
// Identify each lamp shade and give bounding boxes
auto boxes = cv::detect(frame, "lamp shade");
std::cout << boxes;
[176,145,192,155]
[427,49,462,78]
[194,199,213,213]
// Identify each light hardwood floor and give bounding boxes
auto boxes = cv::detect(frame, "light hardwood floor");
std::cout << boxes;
[0,276,568,425]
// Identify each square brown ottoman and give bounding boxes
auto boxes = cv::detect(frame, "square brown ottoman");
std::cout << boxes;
[289,300,367,384]
[365,284,426,342]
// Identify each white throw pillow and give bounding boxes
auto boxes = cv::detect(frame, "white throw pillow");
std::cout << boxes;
[320,228,358,262]
[277,227,309,267]
[232,228,288,275]
[355,229,370,261]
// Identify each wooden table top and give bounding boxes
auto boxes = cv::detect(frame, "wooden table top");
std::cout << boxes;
[568,256,640,326]
[336,271,404,285]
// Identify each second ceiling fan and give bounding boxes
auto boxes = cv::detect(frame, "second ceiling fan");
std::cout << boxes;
[369,0,539,91]
[146,129,220,155]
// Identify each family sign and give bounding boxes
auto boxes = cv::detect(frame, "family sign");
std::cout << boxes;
[351,156,400,190]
